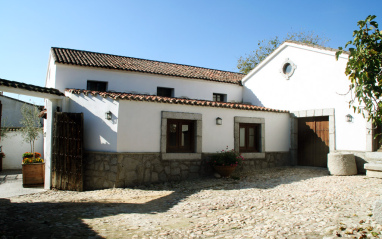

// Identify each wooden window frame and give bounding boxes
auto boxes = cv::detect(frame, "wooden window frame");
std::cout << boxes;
[166,119,195,153]
[87,80,108,92]
[213,93,226,102]
[239,123,260,153]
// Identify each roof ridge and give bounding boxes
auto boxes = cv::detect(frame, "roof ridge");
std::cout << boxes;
[51,47,245,75]
[284,40,350,54]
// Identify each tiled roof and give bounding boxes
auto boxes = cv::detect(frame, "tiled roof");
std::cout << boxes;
[0,78,64,96]
[52,47,244,85]
[66,89,288,113]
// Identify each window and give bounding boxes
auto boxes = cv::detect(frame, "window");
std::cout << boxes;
[87,81,108,91]
[167,119,195,153]
[161,111,202,160]
[234,117,264,156]
[282,63,292,74]
[213,93,226,102]
[157,87,174,97]
[279,58,296,80]
[239,123,261,152]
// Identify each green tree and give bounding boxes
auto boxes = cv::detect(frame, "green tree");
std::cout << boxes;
[336,15,382,124]
[237,31,330,74]
[20,104,42,156]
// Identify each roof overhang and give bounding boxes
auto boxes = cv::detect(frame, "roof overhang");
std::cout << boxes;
[0,78,64,100]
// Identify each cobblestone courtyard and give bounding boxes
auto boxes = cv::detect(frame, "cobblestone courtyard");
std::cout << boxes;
[1,167,381,238]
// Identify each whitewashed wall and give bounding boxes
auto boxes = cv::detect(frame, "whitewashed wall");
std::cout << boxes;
[118,101,290,153]
[243,43,366,151]
[55,64,243,103]
[66,92,119,152]
[66,92,290,153]
[1,131,44,169]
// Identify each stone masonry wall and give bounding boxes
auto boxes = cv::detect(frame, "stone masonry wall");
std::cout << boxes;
[84,151,291,190]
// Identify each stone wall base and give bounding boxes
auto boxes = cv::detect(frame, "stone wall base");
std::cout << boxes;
[84,151,291,190]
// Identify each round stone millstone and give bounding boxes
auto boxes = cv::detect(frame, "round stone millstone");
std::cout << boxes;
[327,153,357,176]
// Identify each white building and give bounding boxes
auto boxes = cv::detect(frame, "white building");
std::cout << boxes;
[242,41,378,170]
[1,40,375,190]
[44,47,291,190]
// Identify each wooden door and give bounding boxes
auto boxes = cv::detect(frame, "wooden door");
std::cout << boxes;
[52,112,84,191]
[298,116,329,167]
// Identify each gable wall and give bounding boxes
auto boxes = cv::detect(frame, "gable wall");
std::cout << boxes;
[55,64,243,103]
[243,45,367,151]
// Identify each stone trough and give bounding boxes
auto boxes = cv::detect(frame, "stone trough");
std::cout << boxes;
[327,153,357,176]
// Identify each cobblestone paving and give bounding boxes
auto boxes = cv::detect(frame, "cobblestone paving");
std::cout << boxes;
[1,167,381,238]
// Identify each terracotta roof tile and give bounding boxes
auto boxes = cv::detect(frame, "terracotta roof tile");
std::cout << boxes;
[52,48,244,85]
[0,78,64,96]
[66,89,288,113]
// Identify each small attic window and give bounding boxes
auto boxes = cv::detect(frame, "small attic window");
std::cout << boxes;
[283,63,292,74]
[87,80,108,91]
[157,87,174,97]
[280,59,296,80]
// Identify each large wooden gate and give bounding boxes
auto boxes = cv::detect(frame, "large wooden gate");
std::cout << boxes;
[52,112,84,191]
[298,116,329,167]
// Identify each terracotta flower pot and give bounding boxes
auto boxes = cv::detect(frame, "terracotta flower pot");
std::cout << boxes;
[22,163,45,187]
[213,165,237,177]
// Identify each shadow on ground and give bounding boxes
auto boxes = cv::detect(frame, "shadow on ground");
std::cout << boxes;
[0,166,329,238]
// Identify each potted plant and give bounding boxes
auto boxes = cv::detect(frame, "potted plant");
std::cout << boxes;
[20,104,44,187]
[22,152,44,186]
[209,147,244,177]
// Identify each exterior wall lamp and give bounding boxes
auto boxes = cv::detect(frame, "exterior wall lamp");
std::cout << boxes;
[105,111,112,120]
[346,114,353,122]
[216,117,222,125]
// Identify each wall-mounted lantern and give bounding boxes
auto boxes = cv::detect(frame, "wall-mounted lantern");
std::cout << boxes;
[346,114,353,122]
[216,117,222,125]
[105,111,112,120]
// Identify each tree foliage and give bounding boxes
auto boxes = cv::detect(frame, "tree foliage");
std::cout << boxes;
[237,31,330,74]
[20,104,42,154]
[336,15,382,124]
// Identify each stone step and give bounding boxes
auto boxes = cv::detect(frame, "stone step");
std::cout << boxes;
[366,170,382,179]
[365,163,382,171]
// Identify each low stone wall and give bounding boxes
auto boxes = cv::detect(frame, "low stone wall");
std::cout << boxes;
[84,151,291,190]
[234,151,291,175]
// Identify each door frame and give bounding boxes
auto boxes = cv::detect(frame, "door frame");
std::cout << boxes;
[290,108,335,166]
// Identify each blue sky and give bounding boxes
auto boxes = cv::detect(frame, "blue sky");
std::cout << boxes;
[0,0,381,105]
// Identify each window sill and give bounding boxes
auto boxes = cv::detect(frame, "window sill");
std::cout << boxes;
[162,153,202,160]
[240,152,265,159]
